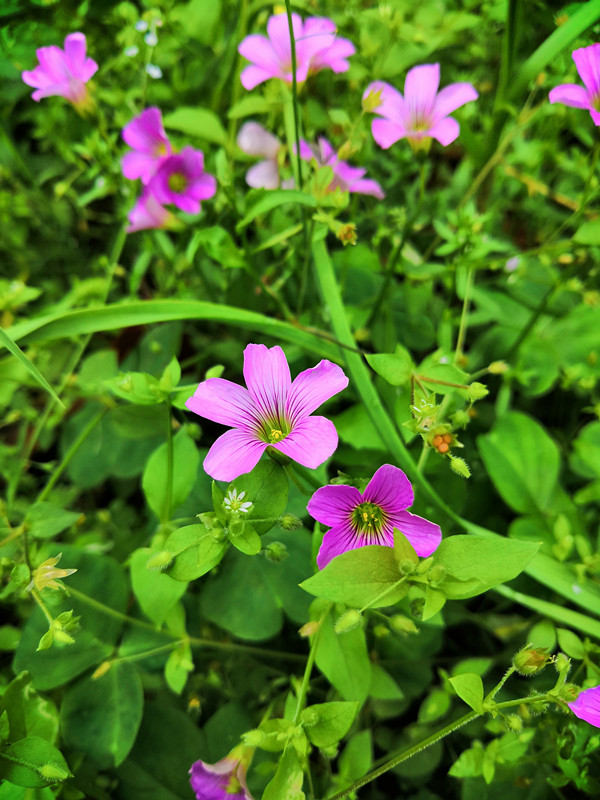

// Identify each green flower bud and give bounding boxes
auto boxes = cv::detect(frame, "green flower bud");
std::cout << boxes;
[389,614,419,635]
[264,542,289,563]
[554,652,571,677]
[278,514,302,531]
[399,559,417,575]
[334,609,363,635]
[468,382,489,400]
[373,624,390,638]
[145,551,174,571]
[242,729,265,747]
[301,708,319,727]
[505,714,523,733]
[513,644,550,676]
[40,764,70,781]
[428,564,446,588]
[449,456,471,478]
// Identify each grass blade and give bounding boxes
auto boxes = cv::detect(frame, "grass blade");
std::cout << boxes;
[0,326,64,408]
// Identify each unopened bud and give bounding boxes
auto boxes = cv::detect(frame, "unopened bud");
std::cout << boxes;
[334,609,362,634]
[301,708,319,727]
[264,541,289,562]
[554,652,571,676]
[468,382,489,400]
[145,551,174,571]
[488,361,508,374]
[449,456,471,478]
[242,729,265,747]
[390,614,418,635]
[362,88,382,112]
[40,764,70,781]
[399,559,417,575]
[298,620,320,638]
[92,661,112,680]
[505,714,523,733]
[513,644,550,676]
[373,624,390,637]
[278,514,302,531]
[428,564,446,587]
[336,223,357,247]
[337,141,354,161]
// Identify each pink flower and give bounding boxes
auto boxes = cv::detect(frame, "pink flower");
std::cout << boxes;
[126,190,175,233]
[189,751,253,800]
[185,343,348,482]
[146,146,217,214]
[307,464,442,570]
[549,44,600,125]
[364,64,478,149]
[568,685,600,727]
[21,32,98,109]
[298,138,384,199]
[237,122,284,189]
[238,13,354,91]
[121,107,172,184]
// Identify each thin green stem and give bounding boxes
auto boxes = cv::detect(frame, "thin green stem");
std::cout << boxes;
[163,401,174,525]
[454,265,476,364]
[108,641,180,666]
[292,607,327,723]
[31,589,55,626]
[284,0,302,192]
[36,408,107,504]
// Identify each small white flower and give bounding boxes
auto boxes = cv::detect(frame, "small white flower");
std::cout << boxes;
[144,31,158,47]
[145,64,163,79]
[223,488,253,514]
[135,20,149,32]
[124,45,139,57]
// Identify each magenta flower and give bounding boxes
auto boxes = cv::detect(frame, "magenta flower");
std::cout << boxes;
[21,32,98,109]
[299,138,384,199]
[364,64,478,149]
[121,107,172,184]
[238,13,354,91]
[568,685,600,727]
[126,190,174,233]
[307,464,442,570]
[549,44,600,125]
[189,752,253,800]
[185,344,348,482]
[237,122,284,189]
[146,146,217,214]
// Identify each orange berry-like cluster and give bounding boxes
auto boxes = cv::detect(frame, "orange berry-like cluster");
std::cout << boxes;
[431,432,453,454]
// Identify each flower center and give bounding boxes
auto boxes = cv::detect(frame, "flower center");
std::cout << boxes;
[268,428,285,442]
[168,171,187,193]
[351,502,385,537]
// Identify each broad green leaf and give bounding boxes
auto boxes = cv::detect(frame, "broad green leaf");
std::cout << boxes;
[394,529,418,566]
[369,663,404,701]
[0,784,54,799]
[417,364,469,394]
[105,371,165,405]
[164,642,194,695]
[449,742,485,778]
[478,411,560,513]
[338,730,372,782]
[301,701,358,748]
[163,107,227,144]
[418,688,451,724]
[526,551,600,617]
[165,524,227,582]
[434,535,540,599]
[111,405,168,440]
[366,348,414,386]
[228,96,277,118]
[142,430,200,521]
[25,504,80,540]
[0,327,63,407]
[570,421,600,479]
[300,546,406,608]
[0,672,30,742]
[129,548,187,627]
[230,460,288,535]
[312,600,371,703]
[421,586,447,621]
[187,227,245,268]
[0,737,70,788]
[228,522,262,555]
[556,628,586,659]
[449,673,484,713]
[262,746,305,800]
[61,662,143,768]
[237,190,317,231]
[573,219,600,245]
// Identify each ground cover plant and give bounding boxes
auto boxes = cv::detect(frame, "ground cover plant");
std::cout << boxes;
[2,0,600,797]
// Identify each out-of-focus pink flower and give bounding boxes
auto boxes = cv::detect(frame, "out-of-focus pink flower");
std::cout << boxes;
[121,107,172,184]
[21,32,98,109]
[549,44,600,125]
[146,146,217,214]
[189,748,253,800]
[307,464,442,569]
[237,122,283,189]
[364,64,478,149]
[238,13,354,91]
[126,190,175,233]
[185,343,348,481]
[299,138,384,198]
[568,685,600,727]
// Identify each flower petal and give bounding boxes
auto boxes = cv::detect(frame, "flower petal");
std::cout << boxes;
[307,484,363,526]
[286,359,348,422]
[238,34,280,73]
[428,116,460,146]
[590,108,600,126]
[185,378,258,428]
[36,45,70,83]
[267,12,303,66]
[240,64,276,91]
[347,177,385,199]
[273,416,338,468]
[433,82,478,120]
[316,521,359,569]
[122,107,169,154]
[246,159,280,189]
[362,464,414,513]
[243,344,291,420]
[371,118,406,149]
[363,80,408,125]
[573,44,600,98]
[203,429,267,482]
[237,122,280,158]
[121,151,161,183]
[548,83,591,109]
[63,32,87,73]
[390,510,442,557]
[404,63,440,122]
[568,686,600,728]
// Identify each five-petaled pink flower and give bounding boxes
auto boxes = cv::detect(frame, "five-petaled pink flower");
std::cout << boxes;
[121,107,172,184]
[568,685,600,727]
[549,44,600,125]
[299,138,385,199]
[189,749,253,800]
[146,146,217,214]
[21,32,98,110]
[185,344,348,482]
[238,13,354,91]
[364,64,478,149]
[307,464,442,570]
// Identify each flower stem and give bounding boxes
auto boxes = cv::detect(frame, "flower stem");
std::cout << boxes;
[163,400,174,525]
[454,264,475,364]
[284,0,302,192]
[292,606,328,723]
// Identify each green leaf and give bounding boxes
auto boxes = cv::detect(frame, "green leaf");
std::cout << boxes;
[187,227,246,268]
[237,191,317,231]
[163,107,227,145]
[25,504,80,540]
[449,742,484,778]
[230,460,288,535]
[0,737,70,788]
[111,404,168,440]
[417,364,469,394]
[164,641,194,695]
[573,219,600,245]
[228,522,262,555]
[60,662,143,768]
[338,730,372,782]
[369,663,404,701]
[165,524,228,582]
[0,327,63,408]
[556,628,586,659]
[262,745,305,800]
[365,348,414,386]
[394,529,418,566]
[434,535,540,599]
[478,411,560,513]
[129,548,187,627]
[142,430,200,520]
[301,701,358,748]
[449,673,484,713]
[300,546,406,608]
[228,96,277,118]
